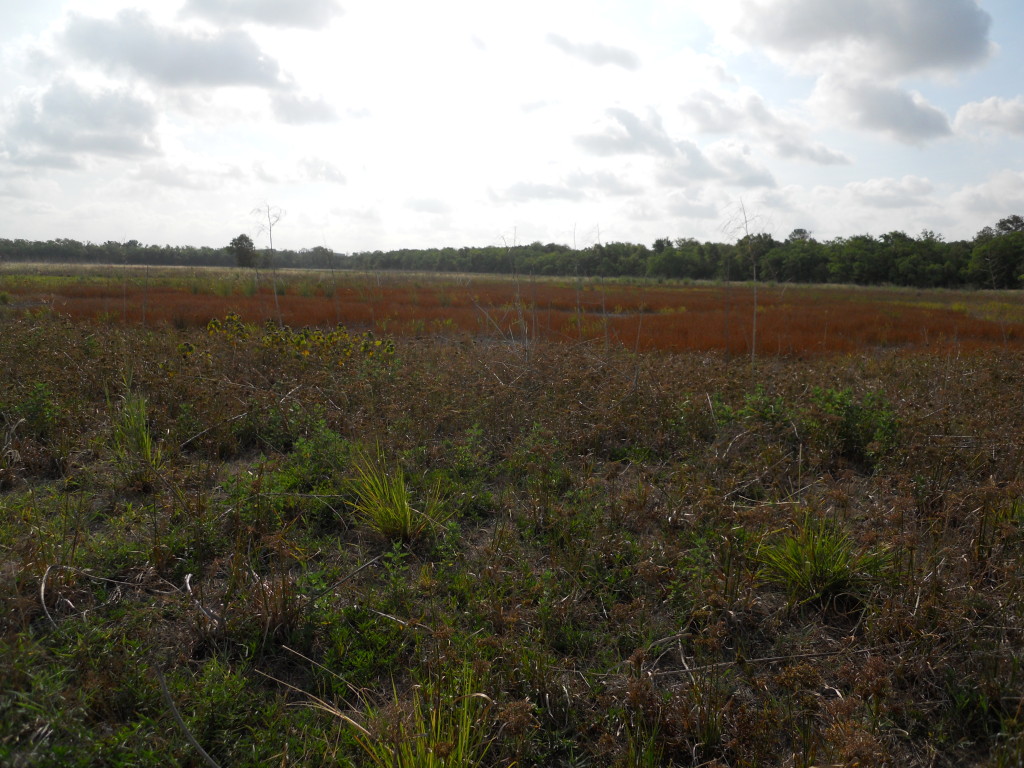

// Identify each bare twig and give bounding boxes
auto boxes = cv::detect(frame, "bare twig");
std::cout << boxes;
[309,554,384,601]
[157,668,223,768]
[40,564,57,629]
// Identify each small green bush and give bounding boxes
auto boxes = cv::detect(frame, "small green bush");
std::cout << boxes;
[806,387,898,470]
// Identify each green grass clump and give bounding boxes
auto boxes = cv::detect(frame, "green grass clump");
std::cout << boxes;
[327,665,496,768]
[759,514,891,608]
[348,444,450,542]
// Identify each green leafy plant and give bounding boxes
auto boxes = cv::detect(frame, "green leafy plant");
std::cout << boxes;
[807,387,898,470]
[348,444,450,542]
[758,514,890,608]
[7,381,57,441]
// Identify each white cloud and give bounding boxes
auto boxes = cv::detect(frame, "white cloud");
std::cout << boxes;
[181,0,343,29]
[846,175,934,208]
[493,181,586,203]
[679,89,850,165]
[736,0,992,76]
[565,170,643,196]
[575,108,677,157]
[814,76,951,144]
[955,96,1024,136]
[62,10,284,88]
[299,157,346,184]
[679,90,747,134]
[545,34,640,70]
[6,79,159,165]
[130,162,232,190]
[271,92,337,124]
[952,170,1024,214]
[772,137,849,165]
[708,143,777,188]
[405,198,451,215]
[665,191,720,219]
[656,141,722,186]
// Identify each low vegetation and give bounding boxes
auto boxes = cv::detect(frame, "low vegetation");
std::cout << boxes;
[1,270,1024,766]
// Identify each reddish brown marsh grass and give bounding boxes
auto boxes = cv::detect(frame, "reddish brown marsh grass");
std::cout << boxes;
[4,267,1022,357]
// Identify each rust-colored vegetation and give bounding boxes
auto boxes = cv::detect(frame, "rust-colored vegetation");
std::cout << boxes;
[4,266,1023,356]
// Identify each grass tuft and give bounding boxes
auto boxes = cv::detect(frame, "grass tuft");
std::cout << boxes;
[758,513,891,608]
[348,443,450,542]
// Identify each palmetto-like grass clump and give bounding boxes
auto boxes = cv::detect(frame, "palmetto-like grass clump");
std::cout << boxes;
[758,514,891,608]
[348,444,450,543]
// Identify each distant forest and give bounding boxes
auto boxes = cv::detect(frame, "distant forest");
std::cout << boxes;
[2,214,1023,290]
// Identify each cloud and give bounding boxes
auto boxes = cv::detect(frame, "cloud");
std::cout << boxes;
[656,140,722,185]
[817,77,951,144]
[521,100,556,114]
[271,92,337,124]
[62,10,283,88]
[406,198,451,215]
[6,80,159,166]
[737,0,992,76]
[181,0,343,29]
[546,34,640,70]
[565,170,642,197]
[131,162,236,190]
[299,157,346,183]
[773,137,849,165]
[493,182,586,203]
[252,162,278,183]
[3,149,82,170]
[846,175,934,207]
[708,143,777,188]
[665,191,719,219]
[575,108,676,157]
[955,97,1024,136]
[680,90,850,165]
[679,90,747,134]
[575,109,775,190]
[952,170,1024,214]
[331,206,382,225]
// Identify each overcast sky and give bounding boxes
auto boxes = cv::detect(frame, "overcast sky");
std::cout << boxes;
[2,0,1023,252]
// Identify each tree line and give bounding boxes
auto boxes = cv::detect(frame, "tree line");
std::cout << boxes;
[2,215,1022,289]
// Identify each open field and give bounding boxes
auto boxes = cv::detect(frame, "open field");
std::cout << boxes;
[2,266,1024,766]
[2,262,1023,356]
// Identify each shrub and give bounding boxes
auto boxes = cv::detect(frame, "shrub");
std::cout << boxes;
[806,387,898,471]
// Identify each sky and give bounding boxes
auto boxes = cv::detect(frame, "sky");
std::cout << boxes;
[1,0,1023,253]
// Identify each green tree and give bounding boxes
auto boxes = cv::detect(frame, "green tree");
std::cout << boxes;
[228,233,257,268]
[968,231,1024,289]
[996,214,1024,235]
